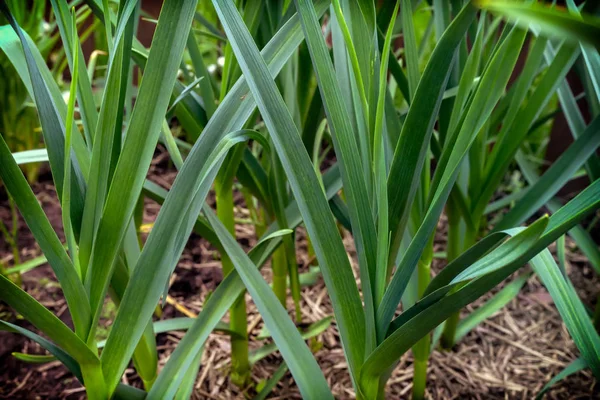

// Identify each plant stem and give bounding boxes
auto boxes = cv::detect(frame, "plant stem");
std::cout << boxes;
[229,292,250,386]
[440,312,460,350]
[440,199,478,349]
[272,246,287,306]
[440,199,463,350]
[411,234,434,400]
[412,358,428,400]
[216,182,250,386]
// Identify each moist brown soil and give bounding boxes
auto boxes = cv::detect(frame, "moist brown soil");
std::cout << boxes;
[0,150,598,399]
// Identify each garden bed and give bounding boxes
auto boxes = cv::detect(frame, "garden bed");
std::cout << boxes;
[0,150,597,399]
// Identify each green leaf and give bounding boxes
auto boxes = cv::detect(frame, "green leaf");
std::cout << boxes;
[84,3,331,364]
[295,0,378,353]
[495,115,600,231]
[447,13,486,138]
[101,129,263,393]
[11,353,57,364]
[386,2,477,268]
[363,218,548,379]
[120,16,338,387]
[365,173,600,378]
[515,151,600,275]
[249,317,332,364]
[530,250,600,379]
[476,0,600,49]
[96,318,240,349]
[400,0,419,99]
[174,346,203,400]
[372,1,398,322]
[212,0,365,385]
[379,21,526,337]
[536,357,587,400]
[49,0,99,146]
[0,17,88,237]
[253,362,288,400]
[0,277,96,364]
[144,227,304,398]
[541,178,600,243]
[11,149,49,165]
[0,276,106,399]
[168,76,205,114]
[78,0,137,277]
[201,205,333,399]
[548,43,600,180]
[84,0,199,350]
[0,136,91,338]
[60,8,83,285]
[454,272,529,343]
[451,219,547,284]
[186,31,217,117]
[476,42,579,218]
[4,253,51,275]
[0,320,83,381]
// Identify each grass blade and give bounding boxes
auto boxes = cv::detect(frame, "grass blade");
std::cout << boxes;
[0,14,88,236]
[253,362,288,400]
[0,320,83,382]
[101,130,264,393]
[477,0,600,49]
[0,275,106,399]
[248,317,332,364]
[49,0,98,147]
[536,357,587,400]
[379,22,526,336]
[145,229,300,398]
[495,115,600,231]
[212,0,365,385]
[386,3,477,266]
[400,0,419,99]
[530,250,600,378]
[0,136,90,337]
[84,0,198,349]
[79,0,137,277]
[295,0,378,352]
[201,205,333,399]
[454,272,529,342]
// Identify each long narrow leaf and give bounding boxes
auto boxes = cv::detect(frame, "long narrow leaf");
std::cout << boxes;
[200,205,332,399]
[211,0,366,384]
[85,0,198,349]
[386,3,477,267]
[0,137,90,337]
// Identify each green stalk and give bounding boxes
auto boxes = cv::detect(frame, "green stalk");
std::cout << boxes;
[412,355,428,400]
[440,198,478,349]
[411,234,433,400]
[411,148,434,399]
[440,199,462,350]
[215,140,253,387]
[269,142,301,319]
[440,310,460,350]
[272,246,287,306]
[215,179,250,387]
[269,144,289,310]
[212,4,264,383]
